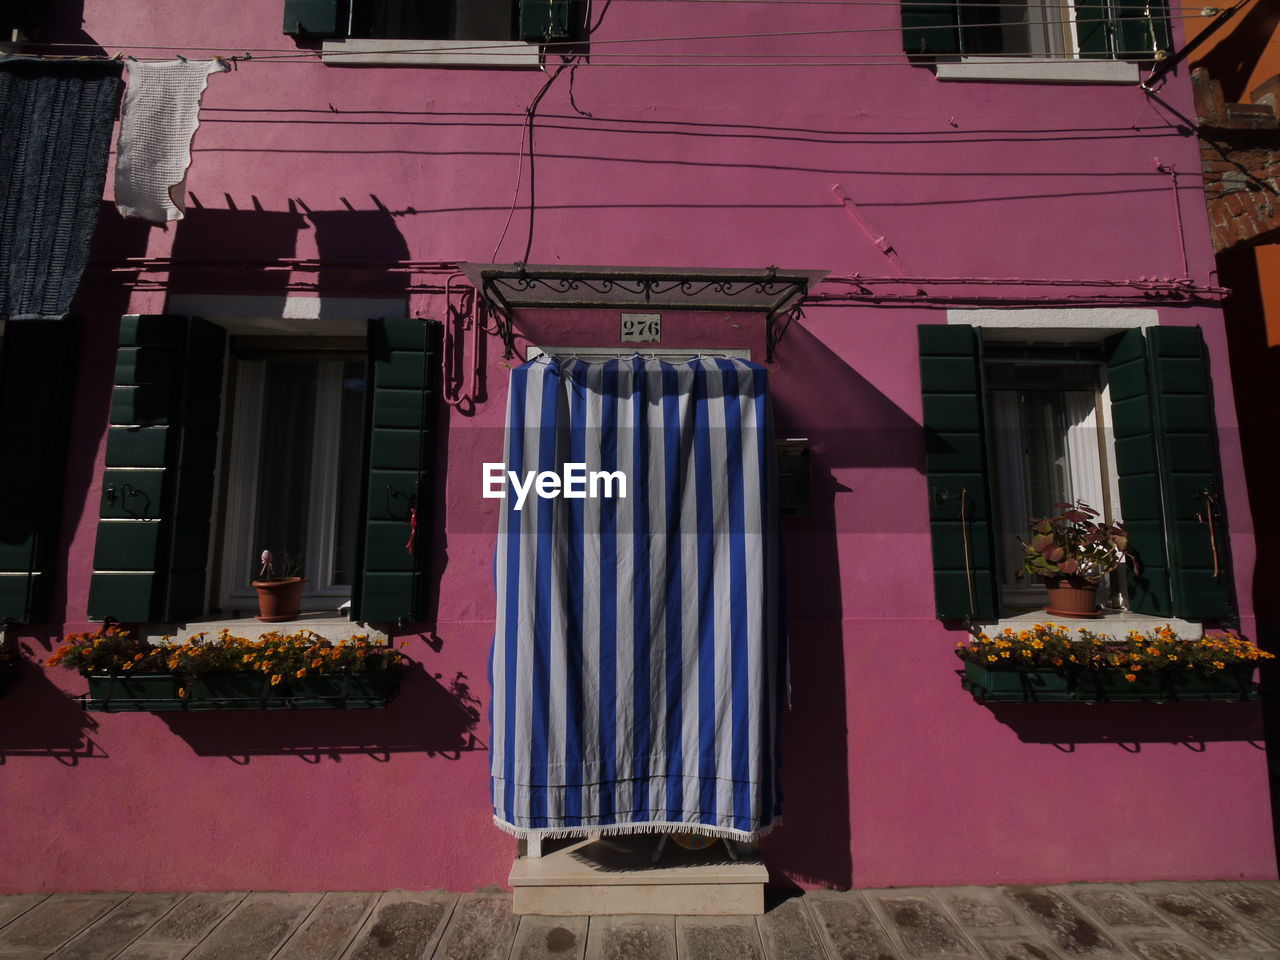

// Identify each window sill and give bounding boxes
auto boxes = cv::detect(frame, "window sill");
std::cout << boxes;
[320,38,542,67]
[142,612,388,646]
[980,609,1203,639]
[934,57,1140,84]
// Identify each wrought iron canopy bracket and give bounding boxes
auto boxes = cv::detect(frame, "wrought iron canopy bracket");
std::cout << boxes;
[460,263,819,361]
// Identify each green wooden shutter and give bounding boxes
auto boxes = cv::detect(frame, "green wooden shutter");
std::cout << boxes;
[1074,0,1171,59]
[282,0,343,37]
[1112,0,1170,57]
[352,317,441,625]
[1073,0,1113,58]
[87,316,226,623]
[919,324,1000,621]
[902,0,961,57]
[1147,326,1233,620]
[520,0,574,41]
[0,318,79,623]
[1105,329,1172,616]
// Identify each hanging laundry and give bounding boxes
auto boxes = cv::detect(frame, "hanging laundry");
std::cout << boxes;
[0,59,124,319]
[490,356,787,842]
[114,60,224,223]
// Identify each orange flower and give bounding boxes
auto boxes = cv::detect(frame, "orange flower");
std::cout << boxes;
[1124,673,1138,683]
[270,674,283,686]
[295,668,308,679]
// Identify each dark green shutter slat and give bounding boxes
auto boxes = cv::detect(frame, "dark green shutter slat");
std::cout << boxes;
[902,0,961,57]
[1113,0,1170,57]
[1105,329,1172,616]
[353,317,441,624]
[88,316,226,623]
[1148,326,1233,620]
[919,324,999,621]
[1073,0,1112,58]
[0,318,80,622]
[520,0,574,42]
[282,0,343,37]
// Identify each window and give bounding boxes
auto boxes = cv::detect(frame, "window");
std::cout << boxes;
[984,346,1124,615]
[902,0,1173,81]
[88,315,441,628]
[283,0,578,66]
[919,319,1235,625]
[214,342,367,616]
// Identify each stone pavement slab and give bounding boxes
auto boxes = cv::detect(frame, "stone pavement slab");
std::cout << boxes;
[2,882,1280,960]
[1004,887,1123,958]
[756,897,828,960]
[49,894,182,960]
[0,899,47,933]
[275,892,376,960]
[0,894,124,954]
[140,892,246,945]
[1137,888,1275,958]
[186,892,319,960]
[342,891,457,960]
[808,891,899,960]
[866,891,973,958]
[510,915,587,960]
[434,893,520,960]
[677,915,766,960]
[584,914,676,960]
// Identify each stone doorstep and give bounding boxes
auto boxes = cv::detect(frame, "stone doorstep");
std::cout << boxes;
[509,837,768,916]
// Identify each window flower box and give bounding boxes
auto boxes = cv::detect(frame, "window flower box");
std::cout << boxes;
[957,623,1268,704]
[83,673,186,712]
[961,662,1074,702]
[51,627,407,713]
[288,671,401,709]
[186,671,291,710]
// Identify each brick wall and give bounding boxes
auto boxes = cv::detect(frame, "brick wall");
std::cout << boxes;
[1194,68,1280,253]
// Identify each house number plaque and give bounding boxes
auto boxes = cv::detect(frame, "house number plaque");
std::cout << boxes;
[620,313,661,342]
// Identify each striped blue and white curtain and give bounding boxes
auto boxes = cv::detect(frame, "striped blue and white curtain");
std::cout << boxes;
[490,356,785,841]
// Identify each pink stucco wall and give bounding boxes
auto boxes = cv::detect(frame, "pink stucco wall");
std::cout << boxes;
[0,0,1273,893]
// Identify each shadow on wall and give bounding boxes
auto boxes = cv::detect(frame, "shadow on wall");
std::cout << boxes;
[157,664,484,762]
[980,700,1266,751]
[761,320,930,891]
[169,198,308,298]
[306,199,412,297]
[0,657,104,764]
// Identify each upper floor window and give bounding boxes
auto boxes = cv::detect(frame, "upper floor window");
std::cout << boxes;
[284,0,579,63]
[903,0,1173,65]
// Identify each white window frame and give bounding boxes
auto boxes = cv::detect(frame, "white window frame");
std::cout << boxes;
[218,358,359,614]
[933,0,1145,83]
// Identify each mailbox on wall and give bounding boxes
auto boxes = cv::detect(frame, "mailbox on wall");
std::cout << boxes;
[777,439,810,518]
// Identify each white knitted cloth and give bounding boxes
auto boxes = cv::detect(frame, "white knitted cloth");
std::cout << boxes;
[114,60,224,223]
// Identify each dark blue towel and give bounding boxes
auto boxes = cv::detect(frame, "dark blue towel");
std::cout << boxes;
[0,59,123,319]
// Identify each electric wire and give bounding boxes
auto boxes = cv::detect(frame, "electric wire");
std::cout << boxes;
[12,6,1215,65]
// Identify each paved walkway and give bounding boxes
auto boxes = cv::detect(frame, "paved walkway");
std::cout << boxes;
[1,881,1279,960]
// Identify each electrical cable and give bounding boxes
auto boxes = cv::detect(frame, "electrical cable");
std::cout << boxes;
[16,7,1213,64]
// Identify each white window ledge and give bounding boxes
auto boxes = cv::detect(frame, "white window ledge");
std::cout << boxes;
[935,57,1140,84]
[143,613,388,646]
[979,609,1203,639]
[321,38,541,67]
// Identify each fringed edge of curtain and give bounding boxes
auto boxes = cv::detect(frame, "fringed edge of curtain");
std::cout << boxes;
[491,816,781,843]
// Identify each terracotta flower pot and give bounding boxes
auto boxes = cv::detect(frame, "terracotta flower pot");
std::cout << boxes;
[1043,577,1102,618]
[251,577,308,622]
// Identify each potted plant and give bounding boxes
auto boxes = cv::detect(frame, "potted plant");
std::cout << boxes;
[46,626,184,710]
[251,549,307,623]
[1017,500,1130,618]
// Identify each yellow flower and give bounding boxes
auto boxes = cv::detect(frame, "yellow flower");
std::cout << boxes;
[270,674,283,686]
[295,668,308,678]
